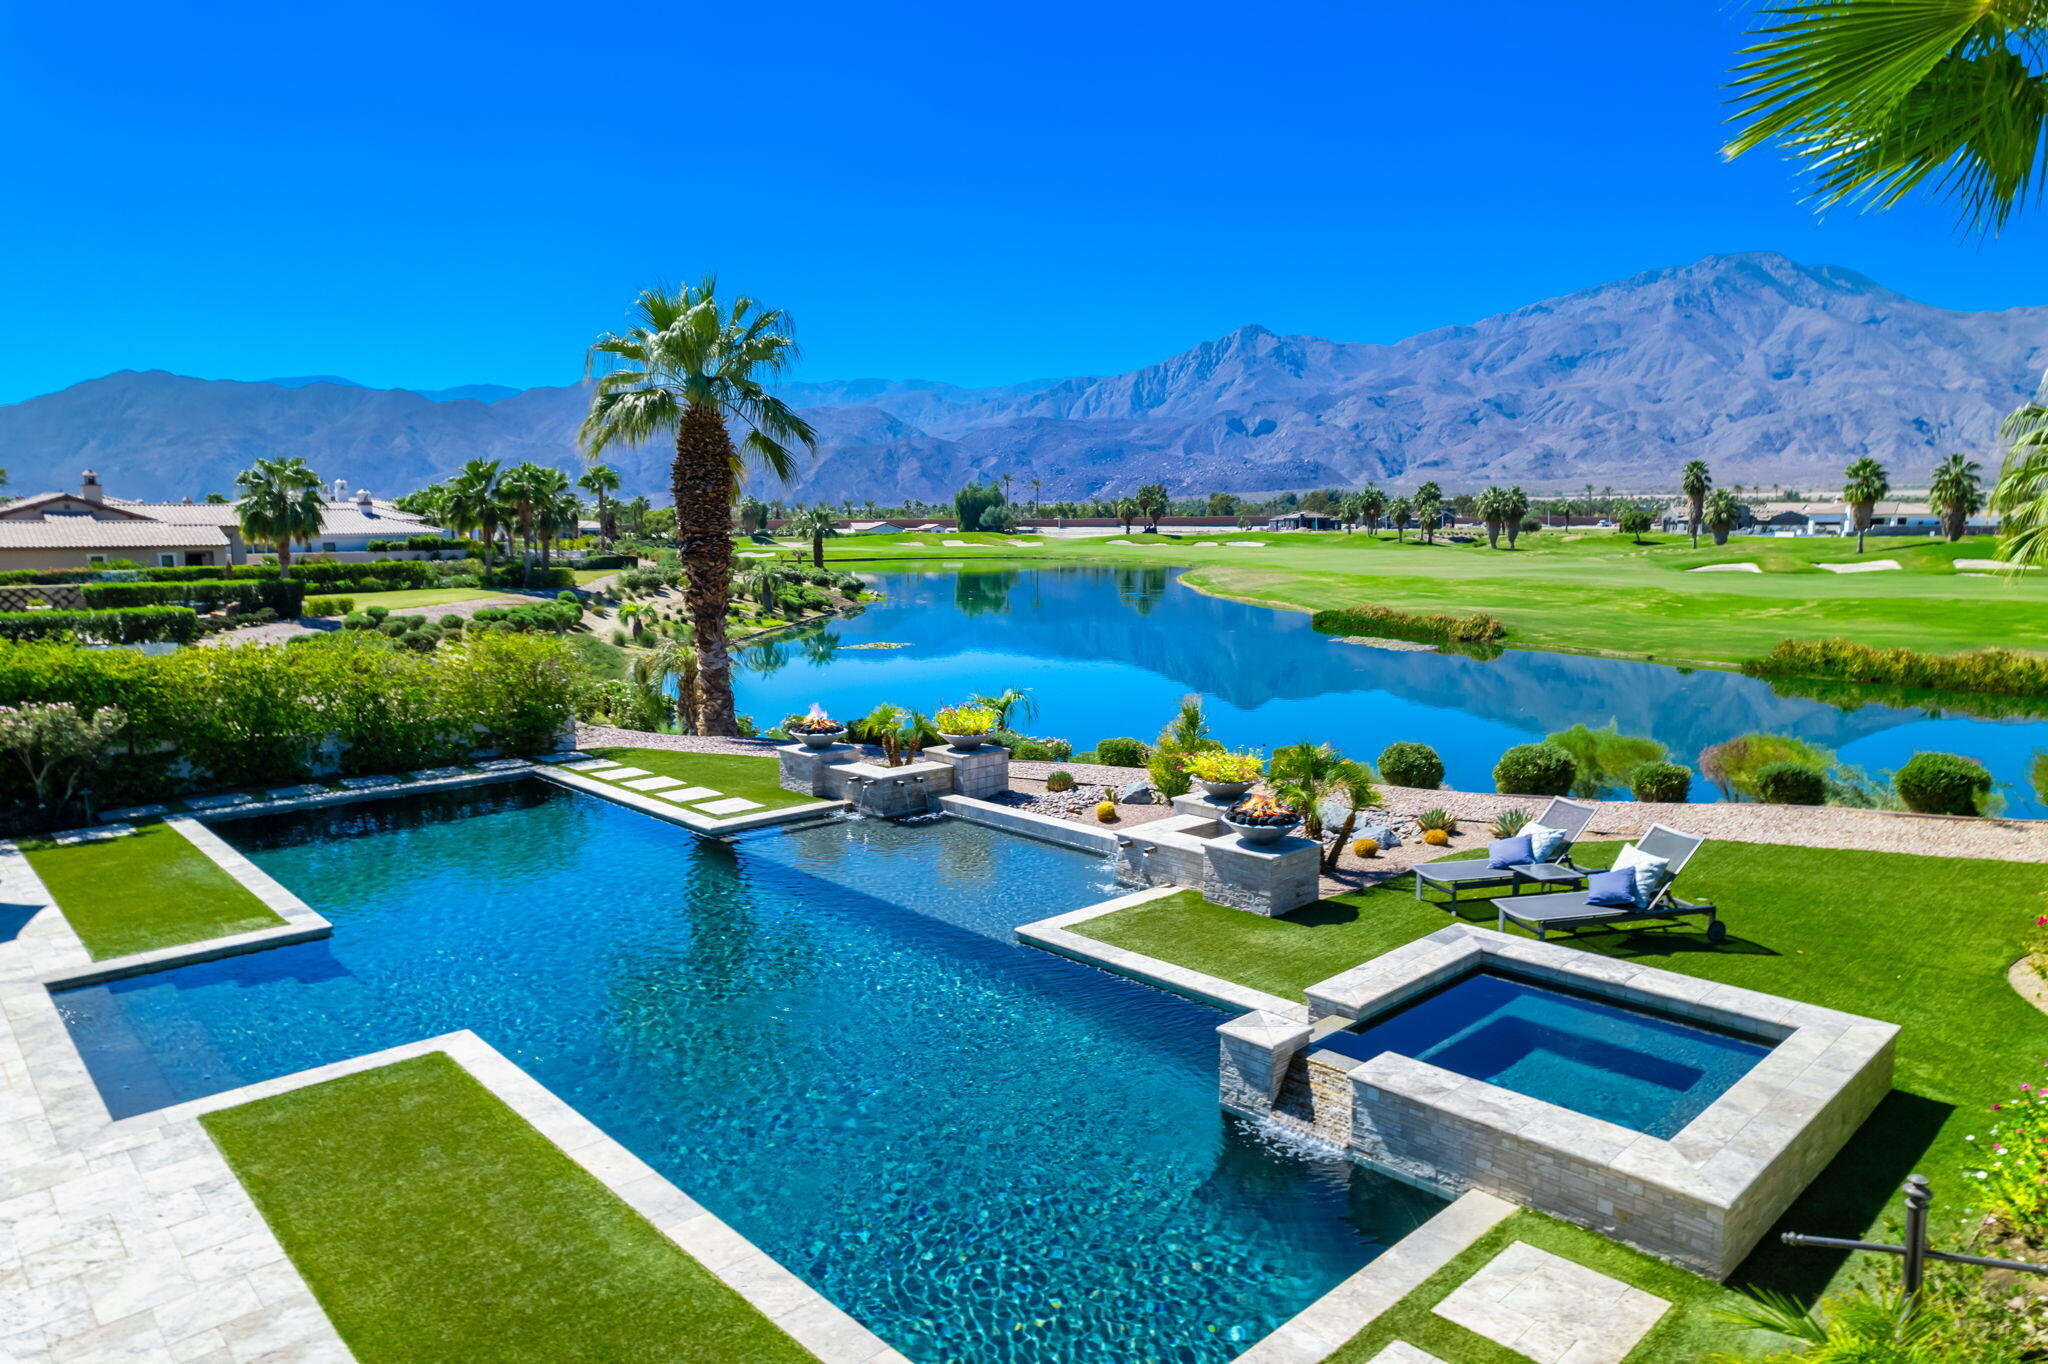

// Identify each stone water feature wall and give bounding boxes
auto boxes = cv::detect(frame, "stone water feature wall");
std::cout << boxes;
[776,742,1010,817]
[1109,792,1322,917]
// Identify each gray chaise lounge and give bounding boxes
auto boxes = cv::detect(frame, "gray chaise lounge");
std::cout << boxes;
[1412,797,1598,908]
[1495,824,1725,943]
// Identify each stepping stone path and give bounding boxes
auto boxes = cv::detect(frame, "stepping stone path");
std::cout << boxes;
[621,776,685,791]
[655,787,720,803]
[566,760,622,772]
[696,797,764,816]
[1432,1242,1667,1364]
[593,767,651,780]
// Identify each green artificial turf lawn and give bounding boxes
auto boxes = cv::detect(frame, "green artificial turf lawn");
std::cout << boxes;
[20,822,286,959]
[1326,1210,1765,1363]
[1073,840,2048,1299]
[584,746,824,812]
[806,529,2048,668]
[343,587,511,611]
[201,1052,818,1364]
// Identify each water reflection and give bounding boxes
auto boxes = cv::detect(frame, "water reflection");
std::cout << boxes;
[732,567,2048,816]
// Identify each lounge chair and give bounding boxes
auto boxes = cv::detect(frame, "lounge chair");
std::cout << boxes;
[1412,797,1598,909]
[1495,824,1725,943]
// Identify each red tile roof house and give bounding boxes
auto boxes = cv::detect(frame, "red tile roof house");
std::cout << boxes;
[0,472,449,571]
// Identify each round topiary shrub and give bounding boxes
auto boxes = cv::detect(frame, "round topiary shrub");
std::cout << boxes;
[1629,761,1693,804]
[1095,799,1118,823]
[1493,743,1576,796]
[1352,837,1379,858]
[1096,736,1151,768]
[1754,761,1826,806]
[1045,770,1075,793]
[1378,742,1444,790]
[1894,751,1992,816]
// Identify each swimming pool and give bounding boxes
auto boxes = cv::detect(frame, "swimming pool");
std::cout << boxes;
[1315,970,1773,1138]
[55,783,1445,1363]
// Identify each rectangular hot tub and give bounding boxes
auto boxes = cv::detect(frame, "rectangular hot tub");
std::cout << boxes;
[1312,970,1774,1139]
[1217,924,1898,1279]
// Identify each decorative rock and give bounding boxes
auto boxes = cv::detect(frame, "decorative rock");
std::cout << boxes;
[1118,782,1155,805]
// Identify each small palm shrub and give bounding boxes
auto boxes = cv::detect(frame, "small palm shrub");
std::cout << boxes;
[1895,751,1993,815]
[1629,761,1692,803]
[1493,743,1576,796]
[1378,742,1443,789]
[1096,736,1151,768]
[1755,761,1827,806]
[1489,809,1529,838]
[1045,770,1075,793]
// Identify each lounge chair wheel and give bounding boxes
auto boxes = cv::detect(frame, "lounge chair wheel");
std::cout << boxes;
[1706,919,1727,944]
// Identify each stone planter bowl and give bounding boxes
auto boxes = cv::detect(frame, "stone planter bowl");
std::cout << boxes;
[1196,778,1254,803]
[940,732,990,751]
[796,727,846,750]
[1222,815,1300,846]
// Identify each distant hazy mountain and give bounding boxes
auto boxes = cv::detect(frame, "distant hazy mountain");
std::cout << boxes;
[7,252,2044,502]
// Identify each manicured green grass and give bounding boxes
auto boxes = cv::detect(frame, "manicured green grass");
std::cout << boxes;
[341,587,512,611]
[584,746,824,812]
[20,823,286,959]
[1327,1210,1764,1363]
[817,530,2048,667]
[571,567,617,585]
[202,1052,817,1364]
[1074,840,2048,1297]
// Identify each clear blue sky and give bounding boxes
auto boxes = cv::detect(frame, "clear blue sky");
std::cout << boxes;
[3,0,2044,405]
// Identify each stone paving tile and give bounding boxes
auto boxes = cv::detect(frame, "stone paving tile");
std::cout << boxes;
[655,786,720,803]
[564,759,620,772]
[263,787,324,802]
[406,768,464,782]
[590,765,649,780]
[1365,1345,1447,1364]
[336,776,398,790]
[182,795,253,811]
[696,797,763,816]
[620,775,685,791]
[1432,1242,1667,1364]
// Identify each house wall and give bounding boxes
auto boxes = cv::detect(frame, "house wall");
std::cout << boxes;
[0,546,223,572]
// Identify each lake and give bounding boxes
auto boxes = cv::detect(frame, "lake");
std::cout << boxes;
[732,566,2048,817]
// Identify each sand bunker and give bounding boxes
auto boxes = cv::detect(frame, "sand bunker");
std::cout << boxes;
[1817,559,1900,573]
[1688,563,1762,573]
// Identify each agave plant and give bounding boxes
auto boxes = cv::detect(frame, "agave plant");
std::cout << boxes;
[1490,808,1530,839]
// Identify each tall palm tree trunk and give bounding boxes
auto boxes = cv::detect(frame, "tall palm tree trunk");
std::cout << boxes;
[276,539,293,576]
[675,402,741,735]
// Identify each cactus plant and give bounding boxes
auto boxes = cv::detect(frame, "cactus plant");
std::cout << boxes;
[1095,799,1118,823]
[1046,769,1076,793]
[1422,828,1451,846]
[1352,837,1380,858]
[1416,807,1459,834]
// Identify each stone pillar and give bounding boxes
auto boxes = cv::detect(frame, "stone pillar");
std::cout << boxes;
[1201,835,1321,917]
[1217,1010,1314,1115]
[921,744,1010,799]
[777,742,855,797]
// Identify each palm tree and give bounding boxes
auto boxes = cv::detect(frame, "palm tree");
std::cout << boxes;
[1680,459,1712,549]
[789,504,839,568]
[739,563,781,615]
[1475,487,1509,549]
[1724,2,2048,237]
[1413,481,1443,544]
[1114,497,1138,534]
[444,460,509,567]
[1703,488,1742,546]
[1842,457,1891,553]
[1357,486,1387,535]
[1388,496,1414,543]
[632,637,699,731]
[1502,486,1531,548]
[579,465,621,549]
[1030,477,1042,512]
[1928,452,1984,542]
[1996,389,2048,569]
[579,279,817,736]
[499,462,548,559]
[1134,482,1168,533]
[617,600,654,639]
[1270,741,1381,873]
[234,457,326,577]
[970,687,1037,731]
[736,494,770,535]
[530,468,577,569]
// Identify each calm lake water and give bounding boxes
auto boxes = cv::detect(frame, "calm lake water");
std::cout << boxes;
[732,566,2048,817]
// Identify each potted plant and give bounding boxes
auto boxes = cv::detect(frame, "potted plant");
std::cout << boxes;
[785,703,847,749]
[1222,791,1301,845]
[935,703,1000,751]
[1181,748,1264,803]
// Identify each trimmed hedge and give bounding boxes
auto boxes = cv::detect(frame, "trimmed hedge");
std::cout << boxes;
[486,565,576,591]
[1311,605,1506,646]
[1894,751,1993,816]
[1493,743,1576,796]
[1377,742,1444,790]
[1095,736,1151,767]
[1743,638,2048,700]
[0,606,199,645]
[1754,761,1826,806]
[578,554,635,571]
[1629,761,1693,803]
[0,633,581,798]
[82,578,305,615]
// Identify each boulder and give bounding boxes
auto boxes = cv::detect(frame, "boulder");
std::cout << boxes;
[1118,781,1155,805]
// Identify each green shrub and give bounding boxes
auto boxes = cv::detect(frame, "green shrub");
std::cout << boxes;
[303,596,355,617]
[1042,738,1072,761]
[1544,722,1665,797]
[1629,761,1693,803]
[439,614,463,631]
[556,590,580,607]
[1699,732,1833,801]
[1894,751,1993,815]
[366,605,390,622]
[1095,736,1150,767]
[1377,741,1443,789]
[1493,743,1576,796]
[1045,769,1075,793]
[0,606,199,645]
[577,553,635,571]
[82,577,304,616]
[1013,739,1052,760]
[1311,605,1506,645]
[341,612,373,629]
[1743,638,2048,700]
[1755,761,1827,806]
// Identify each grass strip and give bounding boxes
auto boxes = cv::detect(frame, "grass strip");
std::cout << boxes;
[19,822,285,959]
[1072,839,2048,1298]
[201,1052,818,1364]
[585,746,823,812]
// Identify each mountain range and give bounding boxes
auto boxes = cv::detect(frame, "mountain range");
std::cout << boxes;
[5,251,2044,503]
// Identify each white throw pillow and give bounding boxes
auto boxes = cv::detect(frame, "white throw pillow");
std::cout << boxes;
[1523,822,1566,861]
[1612,843,1672,908]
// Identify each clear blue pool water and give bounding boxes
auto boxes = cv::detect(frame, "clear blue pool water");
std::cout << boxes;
[55,783,1446,1363]
[732,566,2048,816]
[1315,971,1772,1138]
